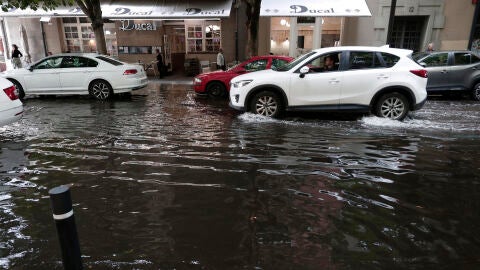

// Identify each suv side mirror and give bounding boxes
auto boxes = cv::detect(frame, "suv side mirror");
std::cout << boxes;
[299,66,310,78]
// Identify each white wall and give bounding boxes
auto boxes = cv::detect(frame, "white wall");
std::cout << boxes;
[4,17,47,69]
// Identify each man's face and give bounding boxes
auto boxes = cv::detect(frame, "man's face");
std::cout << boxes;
[325,57,333,67]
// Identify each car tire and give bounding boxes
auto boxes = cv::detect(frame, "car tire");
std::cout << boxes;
[89,80,113,100]
[206,82,226,98]
[8,79,25,100]
[249,91,284,118]
[472,83,480,101]
[374,92,409,120]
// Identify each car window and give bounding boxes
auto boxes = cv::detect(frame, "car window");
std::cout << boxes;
[61,56,99,68]
[35,57,63,69]
[96,56,123,66]
[421,53,448,67]
[244,59,268,72]
[380,53,400,67]
[454,53,471,65]
[302,52,341,73]
[271,58,289,70]
[277,51,316,71]
[348,51,383,70]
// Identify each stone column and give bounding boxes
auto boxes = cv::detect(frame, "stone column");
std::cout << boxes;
[288,17,298,57]
[313,17,323,49]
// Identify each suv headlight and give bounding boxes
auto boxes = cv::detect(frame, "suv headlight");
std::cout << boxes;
[232,80,252,88]
[194,77,202,84]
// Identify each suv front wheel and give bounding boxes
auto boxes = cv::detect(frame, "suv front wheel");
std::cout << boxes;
[375,92,409,120]
[249,91,284,118]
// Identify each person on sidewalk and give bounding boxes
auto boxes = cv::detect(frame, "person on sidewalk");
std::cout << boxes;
[11,44,23,69]
[156,49,164,78]
[216,48,226,71]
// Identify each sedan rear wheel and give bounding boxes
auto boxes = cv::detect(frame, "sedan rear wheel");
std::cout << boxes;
[472,83,480,101]
[8,79,25,99]
[89,80,112,100]
[375,92,409,120]
[249,91,284,118]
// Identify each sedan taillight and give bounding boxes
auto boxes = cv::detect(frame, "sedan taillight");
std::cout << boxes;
[123,69,138,75]
[3,85,18,100]
[410,69,428,78]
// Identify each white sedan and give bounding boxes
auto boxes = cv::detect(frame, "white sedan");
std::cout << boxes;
[1,54,148,100]
[0,77,23,127]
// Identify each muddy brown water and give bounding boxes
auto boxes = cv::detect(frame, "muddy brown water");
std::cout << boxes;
[1,82,479,269]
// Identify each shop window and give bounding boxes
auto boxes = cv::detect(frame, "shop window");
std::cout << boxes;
[187,26,203,52]
[62,17,116,56]
[186,21,221,53]
[117,46,153,54]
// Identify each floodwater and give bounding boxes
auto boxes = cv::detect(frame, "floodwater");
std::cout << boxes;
[1,81,479,269]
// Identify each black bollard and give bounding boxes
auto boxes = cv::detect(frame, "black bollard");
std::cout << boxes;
[49,185,83,270]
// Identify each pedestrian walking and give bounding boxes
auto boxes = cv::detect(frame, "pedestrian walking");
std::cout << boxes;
[426,42,435,53]
[216,48,226,71]
[11,44,23,69]
[156,49,164,78]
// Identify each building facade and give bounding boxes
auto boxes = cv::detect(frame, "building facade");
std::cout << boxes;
[0,0,478,73]
[341,0,475,52]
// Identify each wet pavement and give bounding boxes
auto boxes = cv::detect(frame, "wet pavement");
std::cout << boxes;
[0,79,479,269]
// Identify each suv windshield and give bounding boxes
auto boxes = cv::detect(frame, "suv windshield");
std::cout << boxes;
[276,52,316,71]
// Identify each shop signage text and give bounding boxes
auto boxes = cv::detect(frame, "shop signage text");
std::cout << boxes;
[119,20,157,31]
[290,5,335,14]
[184,8,226,16]
[112,8,153,16]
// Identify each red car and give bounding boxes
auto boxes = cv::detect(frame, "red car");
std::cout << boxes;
[193,55,293,97]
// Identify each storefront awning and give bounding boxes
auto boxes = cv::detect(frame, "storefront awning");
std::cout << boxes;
[260,0,371,17]
[0,0,233,19]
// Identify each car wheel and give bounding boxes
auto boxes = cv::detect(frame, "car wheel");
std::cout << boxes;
[472,83,480,101]
[206,82,226,98]
[249,91,284,118]
[8,79,25,99]
[375,92,409,120]
[89,80,113,100]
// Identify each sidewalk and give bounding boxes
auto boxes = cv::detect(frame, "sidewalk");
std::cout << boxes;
[147,73,193,85]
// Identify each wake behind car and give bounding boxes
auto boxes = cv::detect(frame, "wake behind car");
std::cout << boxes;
[413,50,480,100]
[0,77,23,127]
[1,53,148,100]
[230,46,428,120]
[194,55,293,97]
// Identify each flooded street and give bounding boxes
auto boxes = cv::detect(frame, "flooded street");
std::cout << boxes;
[1,80,479,269]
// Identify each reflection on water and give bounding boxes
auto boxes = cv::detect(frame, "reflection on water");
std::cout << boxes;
[0,83,479,269]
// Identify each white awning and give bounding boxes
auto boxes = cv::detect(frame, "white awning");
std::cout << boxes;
[260,0,371,17]
[0,0,233,19]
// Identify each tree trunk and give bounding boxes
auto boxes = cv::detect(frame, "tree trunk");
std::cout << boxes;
[244,0,261,58]
[76,0,107,54]
[92,20,107,54]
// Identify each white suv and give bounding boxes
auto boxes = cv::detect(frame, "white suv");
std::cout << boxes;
[229,46,428,120]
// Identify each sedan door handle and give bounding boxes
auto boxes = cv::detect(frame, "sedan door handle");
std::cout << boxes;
[329,79,340,84]
[377,74,389,79]
[441,70,448,73]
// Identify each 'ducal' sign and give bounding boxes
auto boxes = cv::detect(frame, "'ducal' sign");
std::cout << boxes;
[120,20,157,31]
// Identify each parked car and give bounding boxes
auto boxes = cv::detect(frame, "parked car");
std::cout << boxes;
[0,54,148,100]
[0,77,23,127]
[194,55,293,97]
[413,50,480,100]
[229,46,428,120]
